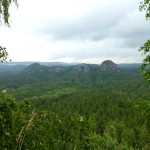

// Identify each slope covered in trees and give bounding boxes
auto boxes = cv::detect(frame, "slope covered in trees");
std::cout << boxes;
[0,0,150,149]
[0,62,150,149]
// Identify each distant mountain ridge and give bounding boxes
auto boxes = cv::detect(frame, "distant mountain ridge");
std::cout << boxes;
[0,61,79,67]
[118,63,141,68]
[24,63,65,74]
[23,60,122,74]
[23,63,91,74]
[0,60,142,73]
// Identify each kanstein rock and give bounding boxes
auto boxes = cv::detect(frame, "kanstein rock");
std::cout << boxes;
[71,64,91,73]
[100,60,120,71]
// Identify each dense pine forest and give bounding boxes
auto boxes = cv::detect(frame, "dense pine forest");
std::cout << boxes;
[0,61,150,150]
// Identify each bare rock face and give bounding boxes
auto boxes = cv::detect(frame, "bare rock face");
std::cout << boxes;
[101,60,120,71]
[24,63,48,73]
[71,66,83,73]
[72,64,91,73]
[83,64,91,73]
[49,66,64,73]
[24,63,65,74]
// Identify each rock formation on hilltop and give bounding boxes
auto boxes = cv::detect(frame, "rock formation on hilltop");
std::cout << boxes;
[83,64,91,73]
[48,66,64,73]
[71,64,91,73]
[71,66,82,73]
[24,61,121,74]
[24,63,47,73]
[24,63,65,74]
[101,60,120,71]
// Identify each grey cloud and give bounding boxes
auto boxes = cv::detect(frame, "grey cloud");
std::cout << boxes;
[33,0,148,62]
[49,41,138,60]
[35,0,133,41]
[35,0,149,50]
[2,0,146,63]
[116,37,148,50]
[37,16,113,41]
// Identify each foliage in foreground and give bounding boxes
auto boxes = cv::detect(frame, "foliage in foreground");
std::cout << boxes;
[0,46,9,62]
[0,0,18,62]
[0,67,150,149]
[139,0,150,81]
[0,93,138,150]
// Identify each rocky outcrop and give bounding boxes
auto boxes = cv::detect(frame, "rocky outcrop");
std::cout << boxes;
[48,66,65,73]
[24,63,65,74]
[71,64,91,73]
[83,64,91,73]
[24,63,47,73]
[23,61,121,75]
[101,60,120,71]
[71,66,83,73]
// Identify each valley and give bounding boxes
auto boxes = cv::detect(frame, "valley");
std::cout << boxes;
[0,60,150,150]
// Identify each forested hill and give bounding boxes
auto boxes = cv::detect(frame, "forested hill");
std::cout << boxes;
[0,61,141,73]
[0,61,150,149]
[0,61,146,100]
[0,61,142,90]
[19,61,140,74]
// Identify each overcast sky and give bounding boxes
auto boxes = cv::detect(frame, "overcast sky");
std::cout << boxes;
[0,0,149,64]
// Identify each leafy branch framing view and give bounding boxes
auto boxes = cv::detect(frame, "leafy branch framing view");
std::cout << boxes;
[0,0,18,62]
[0,0,150,149]
[139,0,150,81]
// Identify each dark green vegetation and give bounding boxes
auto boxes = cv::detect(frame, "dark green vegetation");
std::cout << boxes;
[0,62,150,149]
[139,0,150,81]
[0,0,18,26]
[0,46,9,62]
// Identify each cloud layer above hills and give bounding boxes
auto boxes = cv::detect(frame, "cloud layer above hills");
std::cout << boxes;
[0,0,149,63]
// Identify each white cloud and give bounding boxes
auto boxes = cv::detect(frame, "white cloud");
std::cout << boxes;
[0,0,148,63]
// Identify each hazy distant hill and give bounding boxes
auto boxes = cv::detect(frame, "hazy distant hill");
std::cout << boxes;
[118,63,141,68]
[22,60,127,75]
[0,61,79,67]
[0,61,142,73]
[0,65,26,73]
[0,62,78,73]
